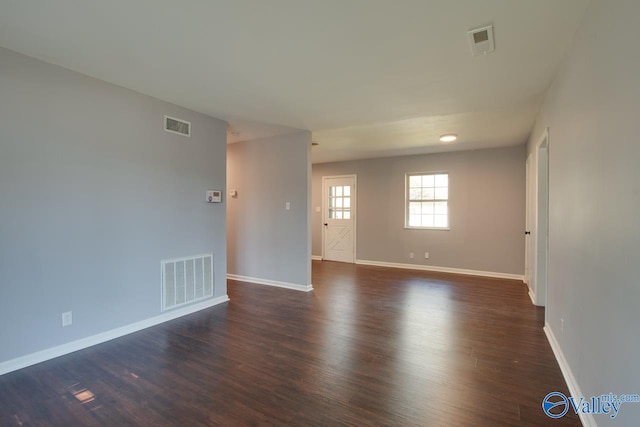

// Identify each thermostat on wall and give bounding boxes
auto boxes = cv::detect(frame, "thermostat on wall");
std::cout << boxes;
[206,190,222,203]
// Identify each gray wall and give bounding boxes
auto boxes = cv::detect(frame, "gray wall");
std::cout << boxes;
[527,1,640,425]
[0,47,227,364]
[312,146,525,275]
[227,131,312,286]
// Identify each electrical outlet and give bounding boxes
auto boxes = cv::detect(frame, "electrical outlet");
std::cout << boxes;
[409,252,414,259]
[424,252,429,259]
[62,311,73,327]
[561,318,564,334]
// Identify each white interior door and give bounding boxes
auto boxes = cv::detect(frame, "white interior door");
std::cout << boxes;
[525,130,549,307]
[525,154,535,287]
[322,175,356,263]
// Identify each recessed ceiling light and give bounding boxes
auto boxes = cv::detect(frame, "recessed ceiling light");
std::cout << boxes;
[440,134,458,142]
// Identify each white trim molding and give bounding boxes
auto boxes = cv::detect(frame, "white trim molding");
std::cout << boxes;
[355,259,524,281]
[528,289,537,305]
[0,295,229,376]
[227,274,313,292]
[311,255,323,261]
[544,323,596,427]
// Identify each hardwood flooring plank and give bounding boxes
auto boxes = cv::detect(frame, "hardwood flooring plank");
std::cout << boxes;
[0,261,581,426]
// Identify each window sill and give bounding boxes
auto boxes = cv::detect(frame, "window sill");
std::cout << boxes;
[404,227,450,231]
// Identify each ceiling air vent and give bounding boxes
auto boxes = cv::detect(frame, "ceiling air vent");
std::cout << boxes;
[468,25,495,56]
[164,115,191,137]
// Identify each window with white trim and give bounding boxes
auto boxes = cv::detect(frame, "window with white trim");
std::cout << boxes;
[406,173,449,229]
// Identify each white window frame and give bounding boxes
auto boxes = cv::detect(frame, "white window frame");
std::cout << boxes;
[404,172,450,230]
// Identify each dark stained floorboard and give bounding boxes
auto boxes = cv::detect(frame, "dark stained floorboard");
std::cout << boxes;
[0,261,580,426]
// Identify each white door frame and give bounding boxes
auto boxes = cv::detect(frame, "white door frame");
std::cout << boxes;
[321,174,357,263]
[525,128,549,307]
[535,130,549,307]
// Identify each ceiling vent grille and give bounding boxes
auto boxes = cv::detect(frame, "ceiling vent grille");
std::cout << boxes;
[164,115,191,137]
[468,25,495,56]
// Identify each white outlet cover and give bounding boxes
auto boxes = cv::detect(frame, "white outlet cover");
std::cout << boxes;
[62,311,73,327]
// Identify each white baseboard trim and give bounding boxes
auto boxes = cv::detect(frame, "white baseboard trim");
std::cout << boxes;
[528,289,537,305]
[544,323,594,427]
[355,259,524,281]
[0,295,229,377]
[311,255,323,261]
[227,274,313,292]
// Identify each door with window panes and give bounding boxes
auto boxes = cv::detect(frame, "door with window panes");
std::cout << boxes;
[322,175,356,263]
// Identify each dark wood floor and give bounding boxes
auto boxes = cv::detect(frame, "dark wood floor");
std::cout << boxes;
[0,261,580,426]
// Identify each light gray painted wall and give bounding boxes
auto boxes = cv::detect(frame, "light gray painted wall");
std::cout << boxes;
[0,47,227,364]
[527,1,640,424]
[227,132,312,286]
[312,146,525,275]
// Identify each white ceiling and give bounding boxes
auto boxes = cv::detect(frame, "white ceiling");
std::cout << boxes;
[0,0,589,163]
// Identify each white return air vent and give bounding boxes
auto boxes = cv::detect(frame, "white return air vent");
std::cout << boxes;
[468,25,495,56]
[164,115,191,137]
[161,254,213,311]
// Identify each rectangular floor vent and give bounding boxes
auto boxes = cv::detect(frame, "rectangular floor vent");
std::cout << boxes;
[161,254,213,311]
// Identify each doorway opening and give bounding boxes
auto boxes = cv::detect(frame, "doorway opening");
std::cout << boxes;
[525,129,549,307]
